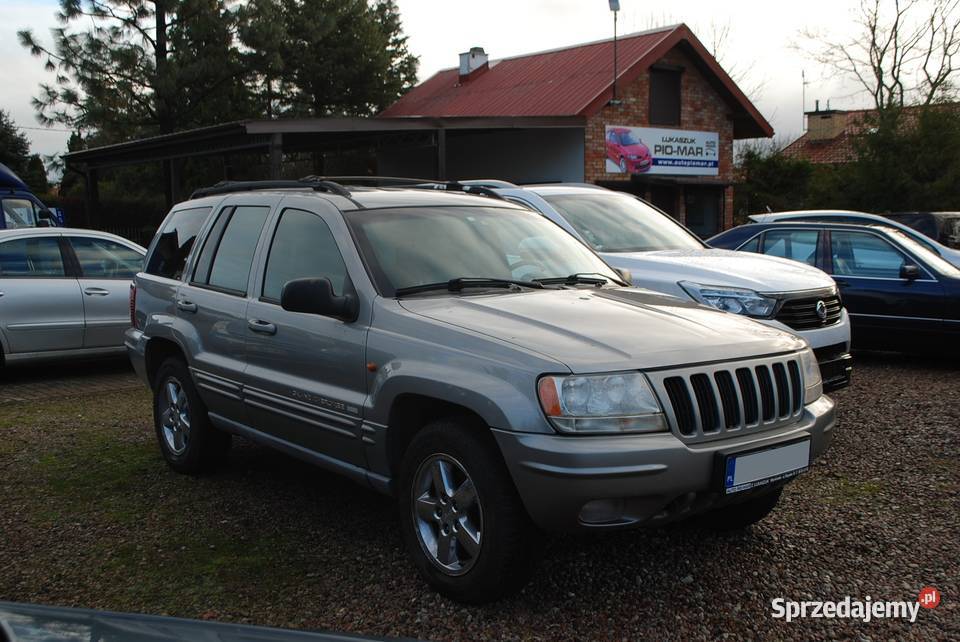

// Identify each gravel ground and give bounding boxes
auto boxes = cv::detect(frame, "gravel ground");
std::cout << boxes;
[0,354,957,640]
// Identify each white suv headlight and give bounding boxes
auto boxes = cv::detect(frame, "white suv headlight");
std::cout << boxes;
[799,348,823,404]
[537,372,666,434]
[678,281,777,318]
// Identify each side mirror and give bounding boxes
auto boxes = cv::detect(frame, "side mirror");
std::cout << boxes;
[280,277,358,322]
[900,264,921,281]
[37,210,56,227]
[613,267,632,284]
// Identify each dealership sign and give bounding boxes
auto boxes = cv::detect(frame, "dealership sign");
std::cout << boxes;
[605,125,719,176]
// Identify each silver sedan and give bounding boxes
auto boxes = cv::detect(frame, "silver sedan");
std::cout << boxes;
[0,227,146,365]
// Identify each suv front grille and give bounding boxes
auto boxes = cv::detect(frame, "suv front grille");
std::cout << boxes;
[775,294,842,330]
[649,355,804,443]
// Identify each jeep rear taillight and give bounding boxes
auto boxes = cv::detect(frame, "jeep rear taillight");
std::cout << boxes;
[129,282,138,329]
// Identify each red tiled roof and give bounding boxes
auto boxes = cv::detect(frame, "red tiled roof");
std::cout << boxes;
[781,109,873,164]
[782,104,959,164]
[379,24,773,139]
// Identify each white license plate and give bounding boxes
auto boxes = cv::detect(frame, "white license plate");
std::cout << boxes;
[723,439,811,494]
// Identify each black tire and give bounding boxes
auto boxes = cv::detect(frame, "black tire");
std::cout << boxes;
[152,357,230,474]
[398,419,537,603]
[694,487,783,531]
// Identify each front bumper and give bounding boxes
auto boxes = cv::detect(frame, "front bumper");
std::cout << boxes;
[493,395,835,532]
[758,309,852,391]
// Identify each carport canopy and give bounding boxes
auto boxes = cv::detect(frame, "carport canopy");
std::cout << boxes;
[63,116,586,211]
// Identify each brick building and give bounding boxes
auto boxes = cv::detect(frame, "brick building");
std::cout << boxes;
[381,23,772,237]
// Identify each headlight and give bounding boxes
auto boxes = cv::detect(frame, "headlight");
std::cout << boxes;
[537,372,666,434]
[798,348,823,404]
[679,281,777,318]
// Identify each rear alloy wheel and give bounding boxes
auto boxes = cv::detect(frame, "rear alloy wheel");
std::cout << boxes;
[152,357,230,473]
[399,420,537,603]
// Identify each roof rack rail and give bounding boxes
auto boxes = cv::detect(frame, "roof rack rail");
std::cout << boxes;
[314,176,508,202]
[404,181,506,201]
[190,178,352,200]
[307,175,435,187]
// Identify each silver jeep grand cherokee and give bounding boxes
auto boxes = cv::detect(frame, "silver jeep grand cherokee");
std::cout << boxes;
[126,179,836,603]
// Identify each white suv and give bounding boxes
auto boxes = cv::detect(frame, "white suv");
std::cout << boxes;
[474,182,852,391]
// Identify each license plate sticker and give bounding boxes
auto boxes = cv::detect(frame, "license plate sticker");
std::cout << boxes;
[723,440,811,494]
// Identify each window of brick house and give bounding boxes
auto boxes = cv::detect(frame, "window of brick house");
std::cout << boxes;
[649,68,682,126]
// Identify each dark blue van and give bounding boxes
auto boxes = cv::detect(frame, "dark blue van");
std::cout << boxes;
[0,162,59,229]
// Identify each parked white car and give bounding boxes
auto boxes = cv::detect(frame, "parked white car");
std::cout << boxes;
[472,182,853,391]
[0,227,145,365]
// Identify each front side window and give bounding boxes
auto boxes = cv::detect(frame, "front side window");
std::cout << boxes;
[69,237,144,279]
[262,209,348,301]
[145,206,212,279]
[347,206,619,295]
[761,229,820,266]
[541,193,703,253]
[830,231,906,278]
[201,206,270,294]
[2,199,38,229]
[0,237,65,276]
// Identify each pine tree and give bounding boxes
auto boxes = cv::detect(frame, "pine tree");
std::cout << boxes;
[0,110,32,175]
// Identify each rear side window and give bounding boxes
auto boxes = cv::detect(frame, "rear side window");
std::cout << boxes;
[69,237,144,279]
[262,208,347,301]
[0,237,66,276]
[761,229,820,266]
[738,235,760,253]
[145,206,212,279]
[192,206,270,294]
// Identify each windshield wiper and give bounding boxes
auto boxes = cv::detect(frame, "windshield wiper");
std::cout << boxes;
[395,277,545,297]
[533,272,614,286]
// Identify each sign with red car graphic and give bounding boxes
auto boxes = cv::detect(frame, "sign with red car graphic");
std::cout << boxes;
[605,125,719,176]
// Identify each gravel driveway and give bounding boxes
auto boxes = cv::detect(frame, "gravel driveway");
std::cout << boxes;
[0,353,956,640]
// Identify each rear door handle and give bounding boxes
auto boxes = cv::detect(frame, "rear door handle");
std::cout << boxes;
[247,319,277,335]
[83,287,110,296]
[176,299,198,313]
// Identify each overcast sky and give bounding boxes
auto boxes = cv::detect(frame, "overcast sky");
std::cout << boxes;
[2,0,872,162]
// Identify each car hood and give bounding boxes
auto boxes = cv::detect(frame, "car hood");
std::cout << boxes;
[399,287,804,374]
[601,248,836,293]
[621,144,650,157]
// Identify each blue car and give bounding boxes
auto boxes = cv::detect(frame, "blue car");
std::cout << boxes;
[709,221,960,353]
[0,162,58,229]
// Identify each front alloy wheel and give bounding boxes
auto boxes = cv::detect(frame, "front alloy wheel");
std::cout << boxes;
[412,454,483,575]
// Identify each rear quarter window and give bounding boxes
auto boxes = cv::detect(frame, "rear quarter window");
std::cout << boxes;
[145,206,213,279]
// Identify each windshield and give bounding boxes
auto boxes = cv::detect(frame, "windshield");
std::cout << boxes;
[541,192,704,253]
[346,206,620,295]
[617,132,641,146]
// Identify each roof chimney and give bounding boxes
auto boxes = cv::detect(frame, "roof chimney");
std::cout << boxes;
[804,108,848,141]
[458,47,489,82]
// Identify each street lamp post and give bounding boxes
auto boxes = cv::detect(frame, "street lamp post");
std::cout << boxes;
[609,0,620,104]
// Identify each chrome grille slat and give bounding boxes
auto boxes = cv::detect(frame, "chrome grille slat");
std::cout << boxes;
[648,354,806,444]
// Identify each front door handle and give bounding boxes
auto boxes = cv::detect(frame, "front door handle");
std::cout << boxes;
[176,299,198,313]
[83,287,110,296]
[247,319,277,335]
